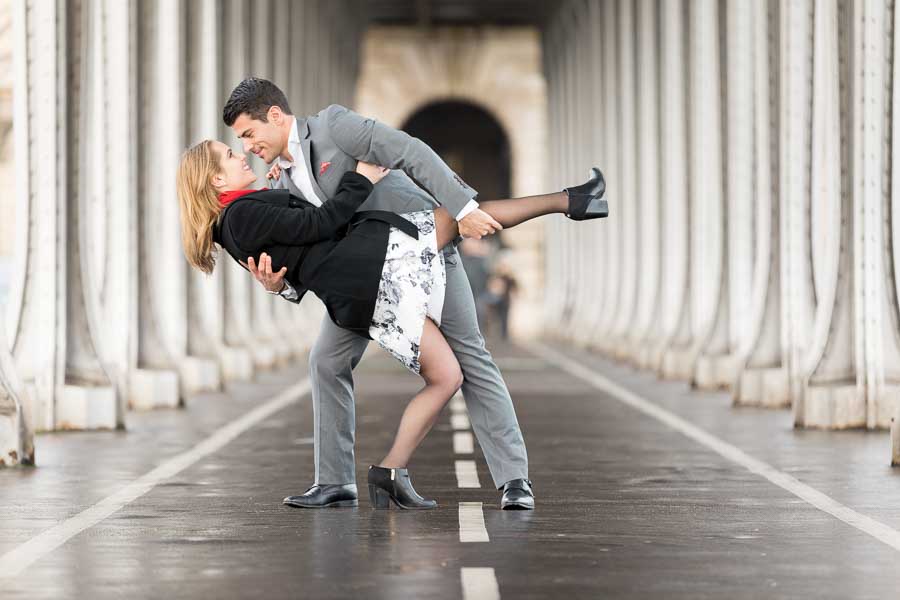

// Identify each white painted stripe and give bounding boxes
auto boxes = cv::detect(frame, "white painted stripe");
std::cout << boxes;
[453,431,475,454]
[458,502,489,542]
[531,342,900,553]
[450,394,466,412]
[451,413,471,430]
[0,378,312,580]
[455,459,481,488]
[461,567,500,600]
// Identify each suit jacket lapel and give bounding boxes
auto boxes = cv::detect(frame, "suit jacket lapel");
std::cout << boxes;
[299,118,328,205]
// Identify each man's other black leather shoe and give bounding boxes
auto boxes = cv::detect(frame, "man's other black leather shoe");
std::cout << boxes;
[500,478,535,510]
[283,483,359,508]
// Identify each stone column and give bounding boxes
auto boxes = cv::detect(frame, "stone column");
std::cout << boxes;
[630,0,661,365]
[133,0,220,409]
[185,0,253,384]
[732,0,788,408]
[220,0,278,370]
[0,312,32,466]
[541,11,562,332]
[266,0,311,361]
[778,0,820,426]
[605,0,638,357]
[8,0,118,430]
[246,0,294,368]
[665,0,730,388]
[590,0,621,350]
[651,0,690,375]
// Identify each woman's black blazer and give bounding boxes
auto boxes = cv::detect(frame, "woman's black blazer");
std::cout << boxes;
[211,170,419,337]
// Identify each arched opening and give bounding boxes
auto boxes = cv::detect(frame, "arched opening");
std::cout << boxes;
[402,100,511,202]
[402,100,515,339]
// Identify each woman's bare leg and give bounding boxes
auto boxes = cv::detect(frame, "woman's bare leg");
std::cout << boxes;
[380,189,567,464]
[433,191,569,248]
[379,318,463,468]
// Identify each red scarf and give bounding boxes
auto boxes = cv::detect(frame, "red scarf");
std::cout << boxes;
[218,187,268,208]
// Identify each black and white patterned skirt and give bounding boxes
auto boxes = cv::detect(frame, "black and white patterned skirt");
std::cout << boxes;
[368,210,446,374]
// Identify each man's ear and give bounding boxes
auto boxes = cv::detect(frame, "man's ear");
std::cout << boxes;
[269,105,284,125]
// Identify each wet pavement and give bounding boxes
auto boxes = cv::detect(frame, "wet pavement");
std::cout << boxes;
[2,340,900,598]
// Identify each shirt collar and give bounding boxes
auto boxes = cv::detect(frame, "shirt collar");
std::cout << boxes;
[276,116,301,169]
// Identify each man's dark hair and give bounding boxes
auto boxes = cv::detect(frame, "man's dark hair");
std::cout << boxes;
[223,77,293,126]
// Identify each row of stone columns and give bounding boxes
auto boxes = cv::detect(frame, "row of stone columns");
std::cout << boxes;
[1,0,362,465]
[543,0,900,464]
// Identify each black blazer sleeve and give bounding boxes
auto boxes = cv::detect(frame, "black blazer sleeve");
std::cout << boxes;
[228,171,373,246]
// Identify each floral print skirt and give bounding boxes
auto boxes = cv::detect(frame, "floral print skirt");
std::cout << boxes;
[368,210,446,374]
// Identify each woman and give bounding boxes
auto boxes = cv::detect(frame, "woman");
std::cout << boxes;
[176,139,607,510]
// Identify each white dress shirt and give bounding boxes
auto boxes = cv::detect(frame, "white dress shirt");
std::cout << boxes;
[277,117,322,207]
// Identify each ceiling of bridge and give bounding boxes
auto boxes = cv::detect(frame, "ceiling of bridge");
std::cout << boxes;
[364,0,553,27]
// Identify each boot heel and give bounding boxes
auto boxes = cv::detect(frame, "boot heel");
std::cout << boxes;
[368,484,393,509]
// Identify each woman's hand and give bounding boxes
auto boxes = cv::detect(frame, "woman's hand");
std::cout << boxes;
[355,161,390,185]
[266,163,282,181]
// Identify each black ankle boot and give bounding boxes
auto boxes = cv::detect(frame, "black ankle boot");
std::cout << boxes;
[367,465,438,510]
[564,167,608,220]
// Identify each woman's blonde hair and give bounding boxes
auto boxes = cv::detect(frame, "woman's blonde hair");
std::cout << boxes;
[176,140,222,274]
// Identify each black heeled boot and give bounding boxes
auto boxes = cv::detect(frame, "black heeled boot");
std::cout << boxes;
[564,167,609,220]
[367,465,438,510]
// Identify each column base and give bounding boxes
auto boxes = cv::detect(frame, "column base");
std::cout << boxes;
[249,345,278,370]
[271,344,294,367]
[892,405,900,465]
[660,348,695,380]
[57,384,118,429]
[734,367,790,408]
[179,356,221,397]
[874,386,900,429]
[632,344,659,370]
[798,384,865,429]
[694,354,738,390]
[220,347,254,383]
[0,413,33,466]
[129,369,179,411]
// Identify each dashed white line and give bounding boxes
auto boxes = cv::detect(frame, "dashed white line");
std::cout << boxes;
[455,459,482,488]
[531,342,900,554]
[453,431,474,454]
[461,567,500,600]
[450,393,466,412]
[451,413,471,430]
[458,502,490,542]
[0,378,313,580]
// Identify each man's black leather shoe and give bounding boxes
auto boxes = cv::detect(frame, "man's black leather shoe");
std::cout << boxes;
[283,483,358,508]
[500,478,535,510]
[564,167,608,220]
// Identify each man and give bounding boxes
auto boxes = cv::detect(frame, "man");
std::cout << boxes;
[224,77,535,510]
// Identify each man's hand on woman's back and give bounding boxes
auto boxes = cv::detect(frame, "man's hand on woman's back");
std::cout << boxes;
[240,252,286,294]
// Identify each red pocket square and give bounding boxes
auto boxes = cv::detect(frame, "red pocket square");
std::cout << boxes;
[319,162,331,176]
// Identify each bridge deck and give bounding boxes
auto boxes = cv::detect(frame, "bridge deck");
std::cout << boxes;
[2,341,900,598]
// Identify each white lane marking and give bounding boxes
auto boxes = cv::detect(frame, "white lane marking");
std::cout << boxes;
[0,378,312,580]
[458,502,489,542]
[451,413,471,430]
[461,567,500,600]
[455,459,481,488]
[453,431,475,454]
[532,342,900,553]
